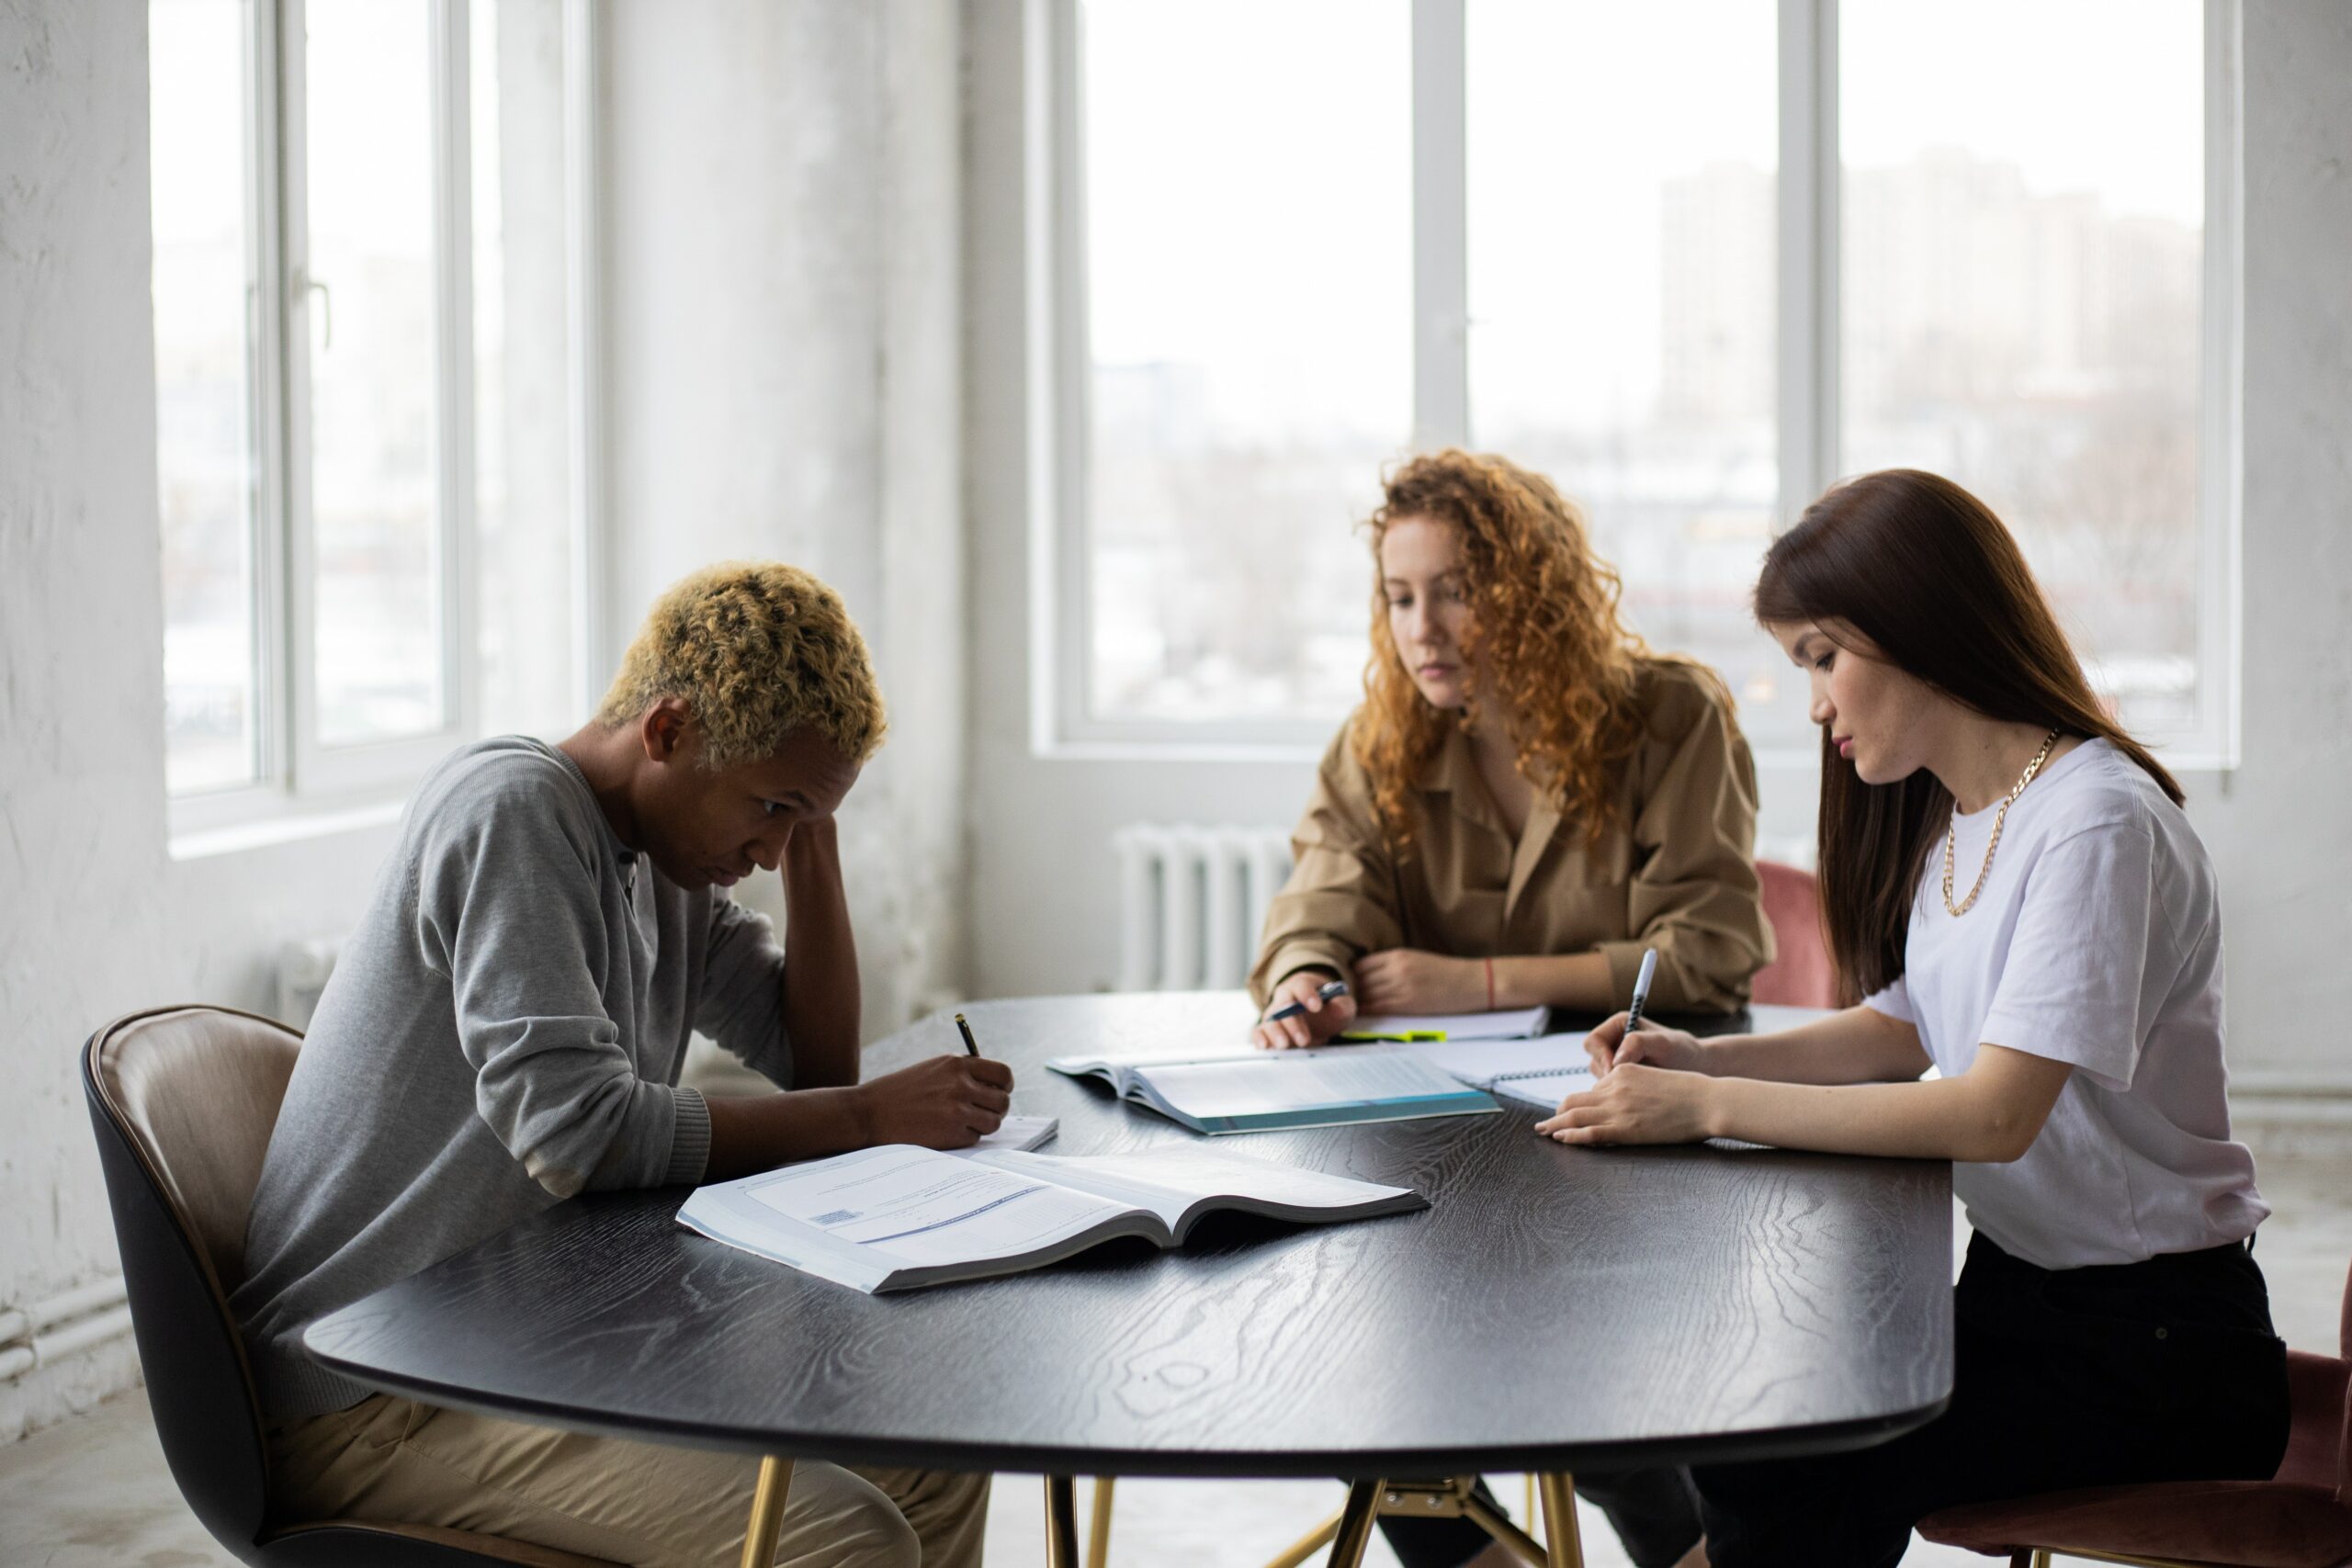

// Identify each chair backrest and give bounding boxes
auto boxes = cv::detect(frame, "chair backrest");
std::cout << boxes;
[83,1004,304,1564]
[1752,859,1840,1009]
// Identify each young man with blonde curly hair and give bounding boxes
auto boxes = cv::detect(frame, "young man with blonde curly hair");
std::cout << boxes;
[232,563,1006,1567]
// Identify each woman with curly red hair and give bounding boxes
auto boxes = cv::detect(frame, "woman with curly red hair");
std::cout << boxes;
[1245,448,1771,1568]
[1250,448,1772,1046]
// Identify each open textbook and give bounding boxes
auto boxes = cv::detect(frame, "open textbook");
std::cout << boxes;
[1044,1046,1503,1133]
[676,1144,1425,1293]
[1048,1004,1842,1134]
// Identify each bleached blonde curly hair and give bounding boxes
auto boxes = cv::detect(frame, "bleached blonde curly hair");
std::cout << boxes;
[595,562,888,768]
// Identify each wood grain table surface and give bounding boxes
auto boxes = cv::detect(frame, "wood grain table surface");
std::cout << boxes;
[305,992,1954,1480]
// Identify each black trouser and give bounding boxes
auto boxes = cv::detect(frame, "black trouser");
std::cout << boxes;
[1692,1230,2290,1568]
[1377,1466,1702,1568]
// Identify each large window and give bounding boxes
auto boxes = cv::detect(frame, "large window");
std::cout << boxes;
[1835,0,2212,746]
[1053,0,2232,761]
[1077,0,1413,728]
[152,0,593,827]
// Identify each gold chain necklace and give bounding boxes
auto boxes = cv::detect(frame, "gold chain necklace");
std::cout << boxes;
[1941,729,2063,917]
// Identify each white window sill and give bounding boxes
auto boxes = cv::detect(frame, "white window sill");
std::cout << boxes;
[168,797,407,862]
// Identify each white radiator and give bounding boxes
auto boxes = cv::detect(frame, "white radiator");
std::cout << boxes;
[1113,825,1294,992]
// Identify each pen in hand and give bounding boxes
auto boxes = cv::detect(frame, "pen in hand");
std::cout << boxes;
[954,1011,981,1057]
[1622,947,1659,1034]
[1263,979,1349,1023]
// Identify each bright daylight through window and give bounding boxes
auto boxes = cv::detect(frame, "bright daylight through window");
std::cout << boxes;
[153,0,582,811]
[1080,0,1413,728]
[1074,0,2217,756]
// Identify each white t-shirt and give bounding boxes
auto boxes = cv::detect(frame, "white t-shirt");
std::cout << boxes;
[1863,738,2267,1269]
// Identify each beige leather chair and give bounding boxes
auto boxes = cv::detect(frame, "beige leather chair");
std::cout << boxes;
[82,1004,616,1567]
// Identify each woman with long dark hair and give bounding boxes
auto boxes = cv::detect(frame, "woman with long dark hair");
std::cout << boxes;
[1543,470,2288,1564]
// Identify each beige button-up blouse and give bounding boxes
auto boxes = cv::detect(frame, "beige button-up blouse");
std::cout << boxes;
[1249,659,1774,1016]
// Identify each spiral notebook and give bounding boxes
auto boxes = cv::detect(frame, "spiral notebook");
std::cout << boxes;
[1389,1033,1597,1110]
[1482,1066,1597,1111]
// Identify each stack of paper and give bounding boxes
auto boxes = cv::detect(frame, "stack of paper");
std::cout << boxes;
[1339,1005,1550,1042]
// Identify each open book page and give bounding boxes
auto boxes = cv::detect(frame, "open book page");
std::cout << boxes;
[678,1145,1148,1292]
[1046,1043,1256,1092]
[1339,1005,1550,1042]
[1138,1050,1492,1122]
[972,1146,1421,1234]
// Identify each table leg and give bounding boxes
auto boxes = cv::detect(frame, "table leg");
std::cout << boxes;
[1087,1476,1114,1568]
[1044,1474,1082,1568]
[1325,1479,1385,1568]
[1534,1472,1584,1568]
[739,1456,794,1568]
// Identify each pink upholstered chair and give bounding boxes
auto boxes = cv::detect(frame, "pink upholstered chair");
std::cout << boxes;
[1751,859,1839,1010]
[1917,1252,2352,1568]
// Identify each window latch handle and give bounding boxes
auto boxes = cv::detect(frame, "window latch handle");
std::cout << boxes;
[294,265,333,350]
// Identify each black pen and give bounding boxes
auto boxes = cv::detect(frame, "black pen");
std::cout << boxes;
[954,1011,981,1056]
[1264,979,1349,1023]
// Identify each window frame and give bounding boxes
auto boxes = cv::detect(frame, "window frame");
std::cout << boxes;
[164,0,605,845]
[1033,0,2242,771]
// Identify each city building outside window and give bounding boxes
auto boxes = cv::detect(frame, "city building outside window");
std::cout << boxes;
[1057,0,2231,763]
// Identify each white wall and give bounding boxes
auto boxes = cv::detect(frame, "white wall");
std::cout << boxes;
[960,0,2352,1110]
[602,0,967,1032]
[2182,0,2352,1098]
[0,4,401,1441]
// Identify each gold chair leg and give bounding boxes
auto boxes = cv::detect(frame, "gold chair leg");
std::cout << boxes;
[2032,1553,2053,1568]
[1086,1476,1114,1568]
[1045,1475,1082,1568]
[1325,1480,1385,1568]
[1535,1472,1584,1568]
[739,1456,795,1568]
[1261,1506,1344,1568]
[1525,1474,1539,1543]
[1461,1485,1551,1565]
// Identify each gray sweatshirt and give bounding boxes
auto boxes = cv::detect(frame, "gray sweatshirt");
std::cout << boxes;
[231,737,793,1420]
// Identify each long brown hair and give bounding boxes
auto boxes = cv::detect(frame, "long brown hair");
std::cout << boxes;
[1754,469,2183,1001]
[1358,450,1654,852]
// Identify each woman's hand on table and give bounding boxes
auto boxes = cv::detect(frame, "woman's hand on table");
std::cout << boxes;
[1352,948,1484,1014]
[1536,1062,1718,1146]
[1583,1012,1709,1077]
[1253,970,1358,1050]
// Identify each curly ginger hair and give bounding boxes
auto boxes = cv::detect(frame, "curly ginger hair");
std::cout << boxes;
[1357,450,1654,852]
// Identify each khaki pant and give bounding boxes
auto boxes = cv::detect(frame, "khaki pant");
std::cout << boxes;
[268,1393,990,1568]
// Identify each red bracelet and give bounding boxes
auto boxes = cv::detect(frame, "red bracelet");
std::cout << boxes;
[1484,956,1495,1010]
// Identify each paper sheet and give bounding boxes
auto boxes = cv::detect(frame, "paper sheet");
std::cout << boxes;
[1339,1005,1550,1041]
[742,1145,1124,1266]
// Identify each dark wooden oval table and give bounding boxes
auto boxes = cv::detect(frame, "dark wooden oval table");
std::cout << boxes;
[306,992,1953,1568]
